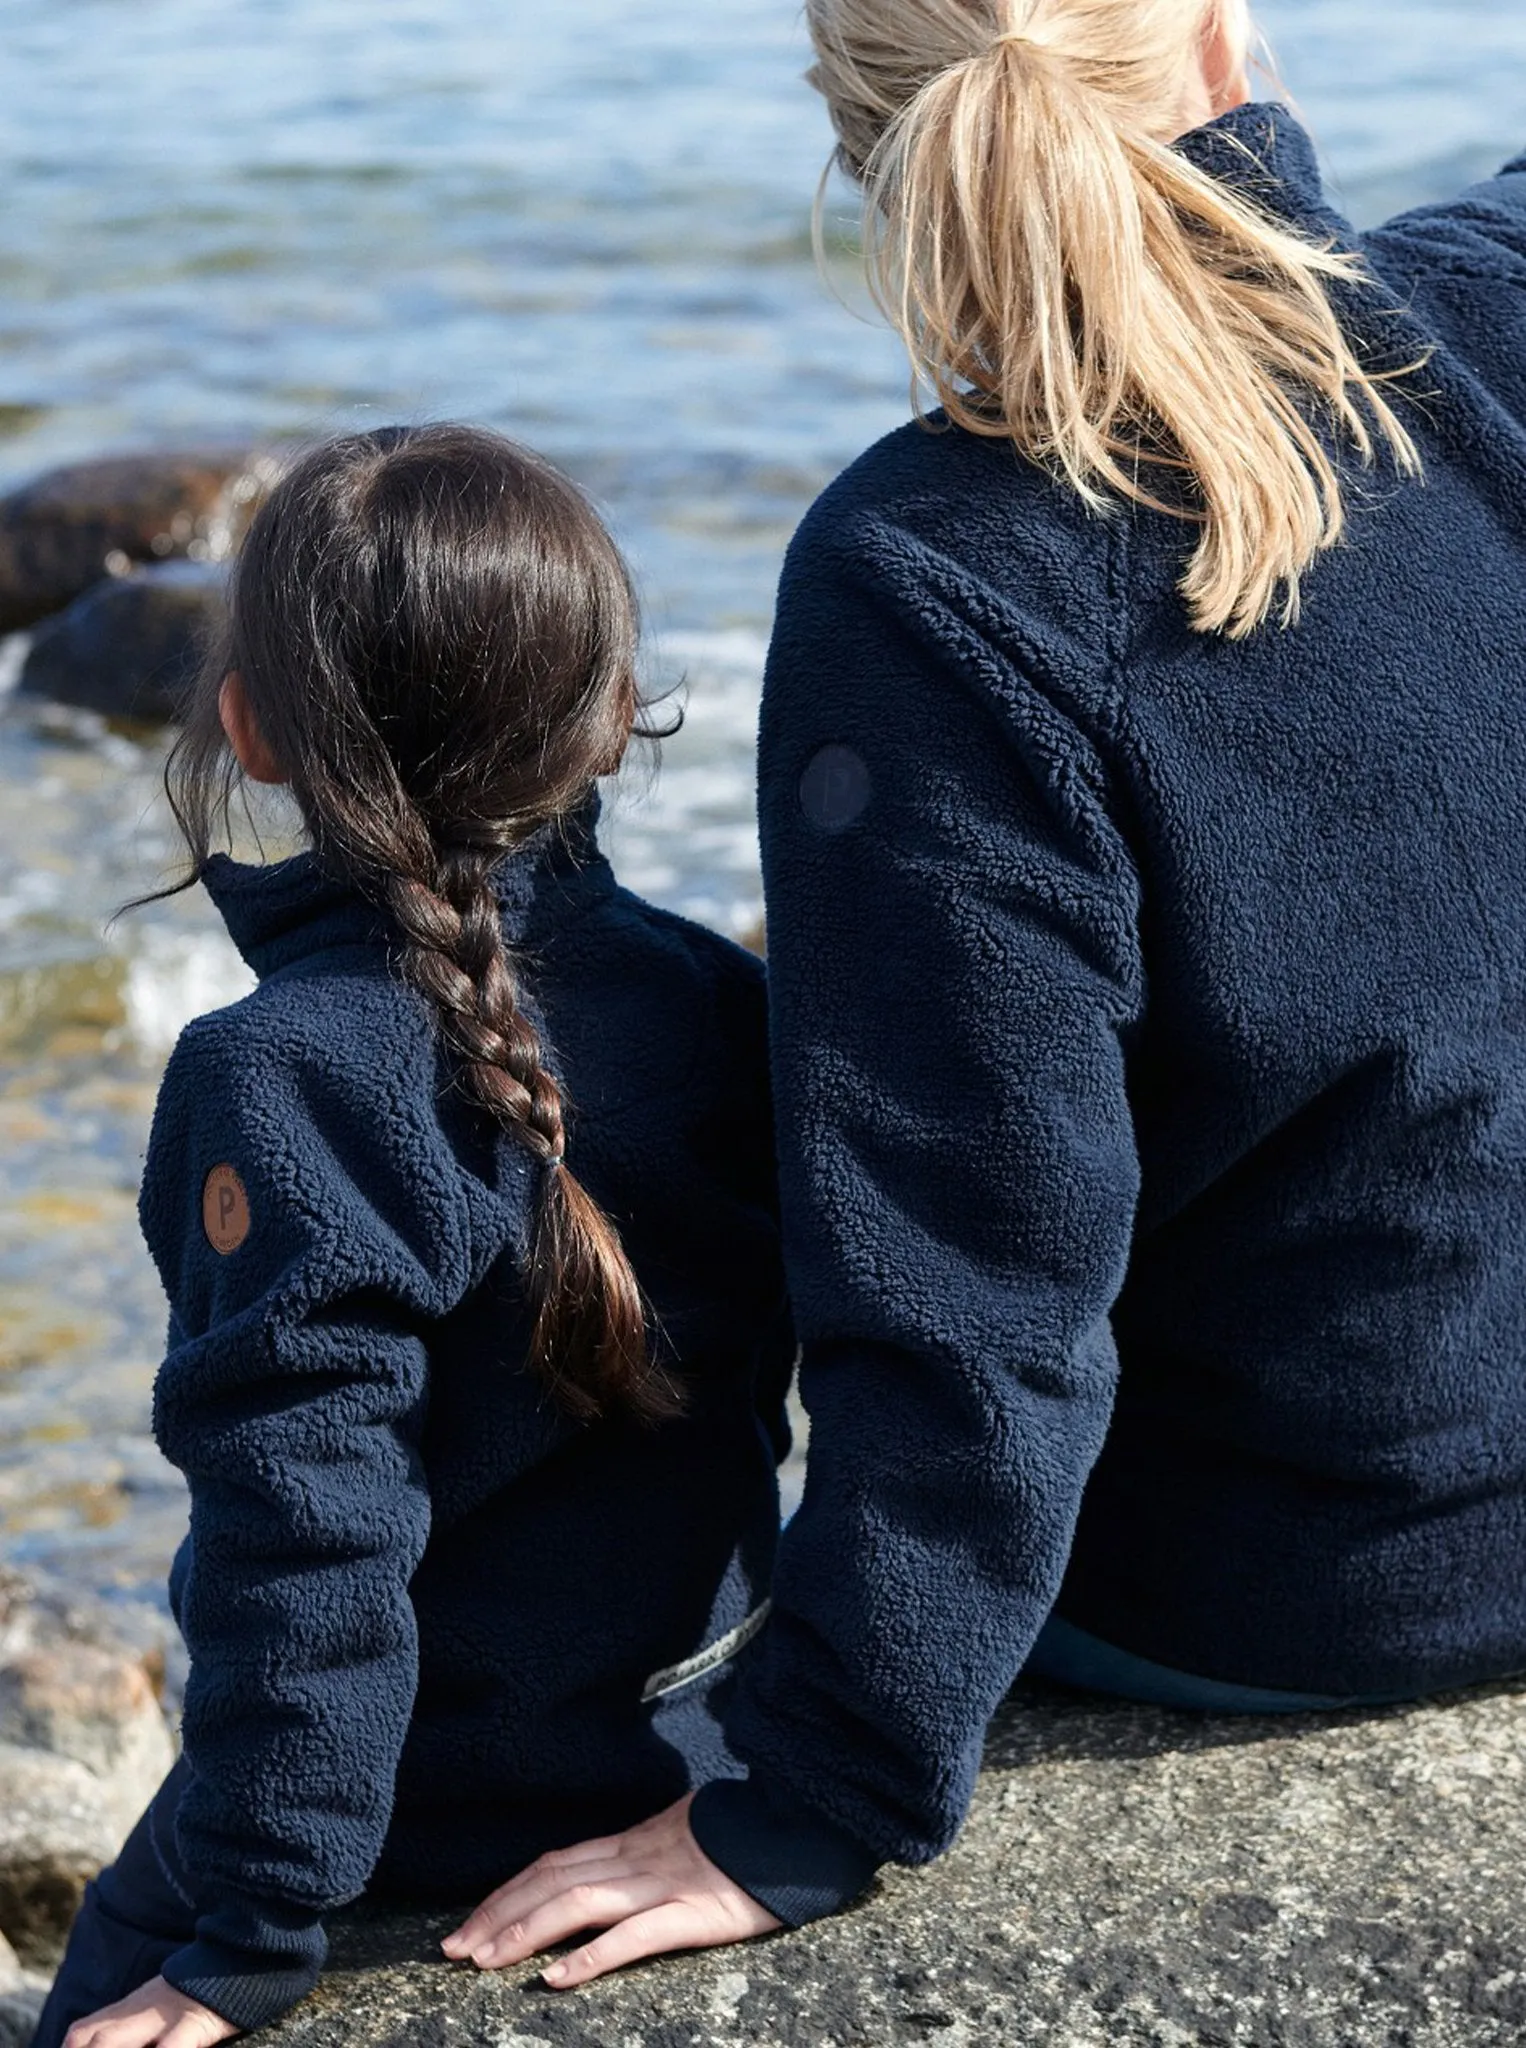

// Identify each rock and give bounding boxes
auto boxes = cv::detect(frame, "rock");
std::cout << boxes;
[0,1743,121,1966]
[0,1645,175,1835]
[0,1932,47,2048]
[0,1572,176,1966]
[0,1567,170,1707]
[0,1990,46,2048]
[251,1679,1526,2048]
[0,450,273,634]
[17,560,224,724]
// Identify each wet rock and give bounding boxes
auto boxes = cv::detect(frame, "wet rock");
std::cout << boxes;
[0,450,272,634]
[0,1645,175,1835]
[0,1743,121,1965]
[17,560,225,724]
[254,1678,1526,2048]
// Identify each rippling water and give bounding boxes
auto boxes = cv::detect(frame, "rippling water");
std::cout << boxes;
[0,0,1522,1639]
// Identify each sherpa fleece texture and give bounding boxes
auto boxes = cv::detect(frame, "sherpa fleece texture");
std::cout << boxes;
[135,810,791,2030]
[690,103,1526,1921]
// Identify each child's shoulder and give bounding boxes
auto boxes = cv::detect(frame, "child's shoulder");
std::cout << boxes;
[159,948,443,1143]
[144,957,493,1311]
[155,954,486,1204]
[603,885,765,990]
[541,878,767,1107]
[568,868,762,971]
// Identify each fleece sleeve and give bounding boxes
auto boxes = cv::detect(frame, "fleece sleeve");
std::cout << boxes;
[136,1010,475,2031]
[689,510,1144,1922]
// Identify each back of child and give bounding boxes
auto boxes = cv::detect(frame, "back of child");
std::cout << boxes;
[33,425,791,2048]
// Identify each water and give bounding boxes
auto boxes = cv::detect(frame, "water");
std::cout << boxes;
[0,0,1521,1644]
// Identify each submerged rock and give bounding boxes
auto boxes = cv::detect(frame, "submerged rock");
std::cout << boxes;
[255,1679,1526,2048]
[0,450,272,634]
[17,560,225,724]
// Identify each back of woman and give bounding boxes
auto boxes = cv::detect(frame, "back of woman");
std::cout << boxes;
[389,4,1526,1988]
[757,107,1526,1702]
[714,10,1526,1882]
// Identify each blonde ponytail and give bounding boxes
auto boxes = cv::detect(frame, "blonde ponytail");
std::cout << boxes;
[809,0,1423,637]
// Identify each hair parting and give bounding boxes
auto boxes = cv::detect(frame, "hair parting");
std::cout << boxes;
[149,424,678,1424]
[808,0,1425,636]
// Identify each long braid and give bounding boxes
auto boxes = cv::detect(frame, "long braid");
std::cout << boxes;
[158,422,677,1424]
[381,836,674,1424]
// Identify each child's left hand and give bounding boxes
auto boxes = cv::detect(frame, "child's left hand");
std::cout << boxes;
[62,1976,239,2048]
[442,1792,781,1986]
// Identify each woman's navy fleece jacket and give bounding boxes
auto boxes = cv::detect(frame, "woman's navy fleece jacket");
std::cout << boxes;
[689,103,1526,1922]
[136,815,791,2030]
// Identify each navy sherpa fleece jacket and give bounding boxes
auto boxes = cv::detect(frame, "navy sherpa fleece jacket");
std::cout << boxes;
[136,810,791,2030]
[690,103,1526,1922]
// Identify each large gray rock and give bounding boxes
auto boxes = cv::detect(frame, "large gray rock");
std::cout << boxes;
[0,1567,174,1701]
[256,1679,1526,2048]
[0,1743,122,1966]
[0,1928,49,2048]
[0,1644,175,1834]
[0,1989,47,2048]
[17,560,225,724]
[0,450,270,633]
[0,1571,176,1965]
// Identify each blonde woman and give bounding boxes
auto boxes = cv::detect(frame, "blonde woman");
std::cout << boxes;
[446,0,1526,1979]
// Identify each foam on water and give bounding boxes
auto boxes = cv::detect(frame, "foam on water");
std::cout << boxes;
[122,929,258,1059]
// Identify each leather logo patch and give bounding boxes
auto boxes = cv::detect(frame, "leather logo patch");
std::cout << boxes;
[202,1164,251,1255]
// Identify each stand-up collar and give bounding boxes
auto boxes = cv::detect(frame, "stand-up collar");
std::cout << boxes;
[202,798,615,980]
[1174,101,1331,230]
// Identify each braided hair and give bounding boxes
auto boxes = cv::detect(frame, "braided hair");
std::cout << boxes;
[162,424,671,1423]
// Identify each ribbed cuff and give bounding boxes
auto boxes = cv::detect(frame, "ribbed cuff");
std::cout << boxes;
[161,1895,327,2033]
[689,1773,880,1927]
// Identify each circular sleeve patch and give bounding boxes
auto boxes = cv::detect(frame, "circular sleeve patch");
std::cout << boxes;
[202,1164,251,1255]
[799,744,872,833]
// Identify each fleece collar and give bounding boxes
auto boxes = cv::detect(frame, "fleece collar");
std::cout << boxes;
[201,799,616,980]
[1173,101,1331,229]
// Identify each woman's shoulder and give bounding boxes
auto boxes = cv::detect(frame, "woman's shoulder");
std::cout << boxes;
[1364,151,1526,282]
[1361,152,1526,426]
[800,411,1091,544]
[793,412,1116,614]
[776,413,1125,727]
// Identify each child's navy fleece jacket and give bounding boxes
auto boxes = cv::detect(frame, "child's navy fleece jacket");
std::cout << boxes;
[136,811,791,2031]
[689,103,1526,1923]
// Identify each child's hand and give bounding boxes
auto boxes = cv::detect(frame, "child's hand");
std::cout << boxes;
[441,1791,781,1987]
[62,1976,239,2048]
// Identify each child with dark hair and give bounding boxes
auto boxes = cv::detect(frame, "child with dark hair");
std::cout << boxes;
[33,424,791,2048]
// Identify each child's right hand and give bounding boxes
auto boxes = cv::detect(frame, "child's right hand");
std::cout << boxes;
[62,1976,240,2048]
